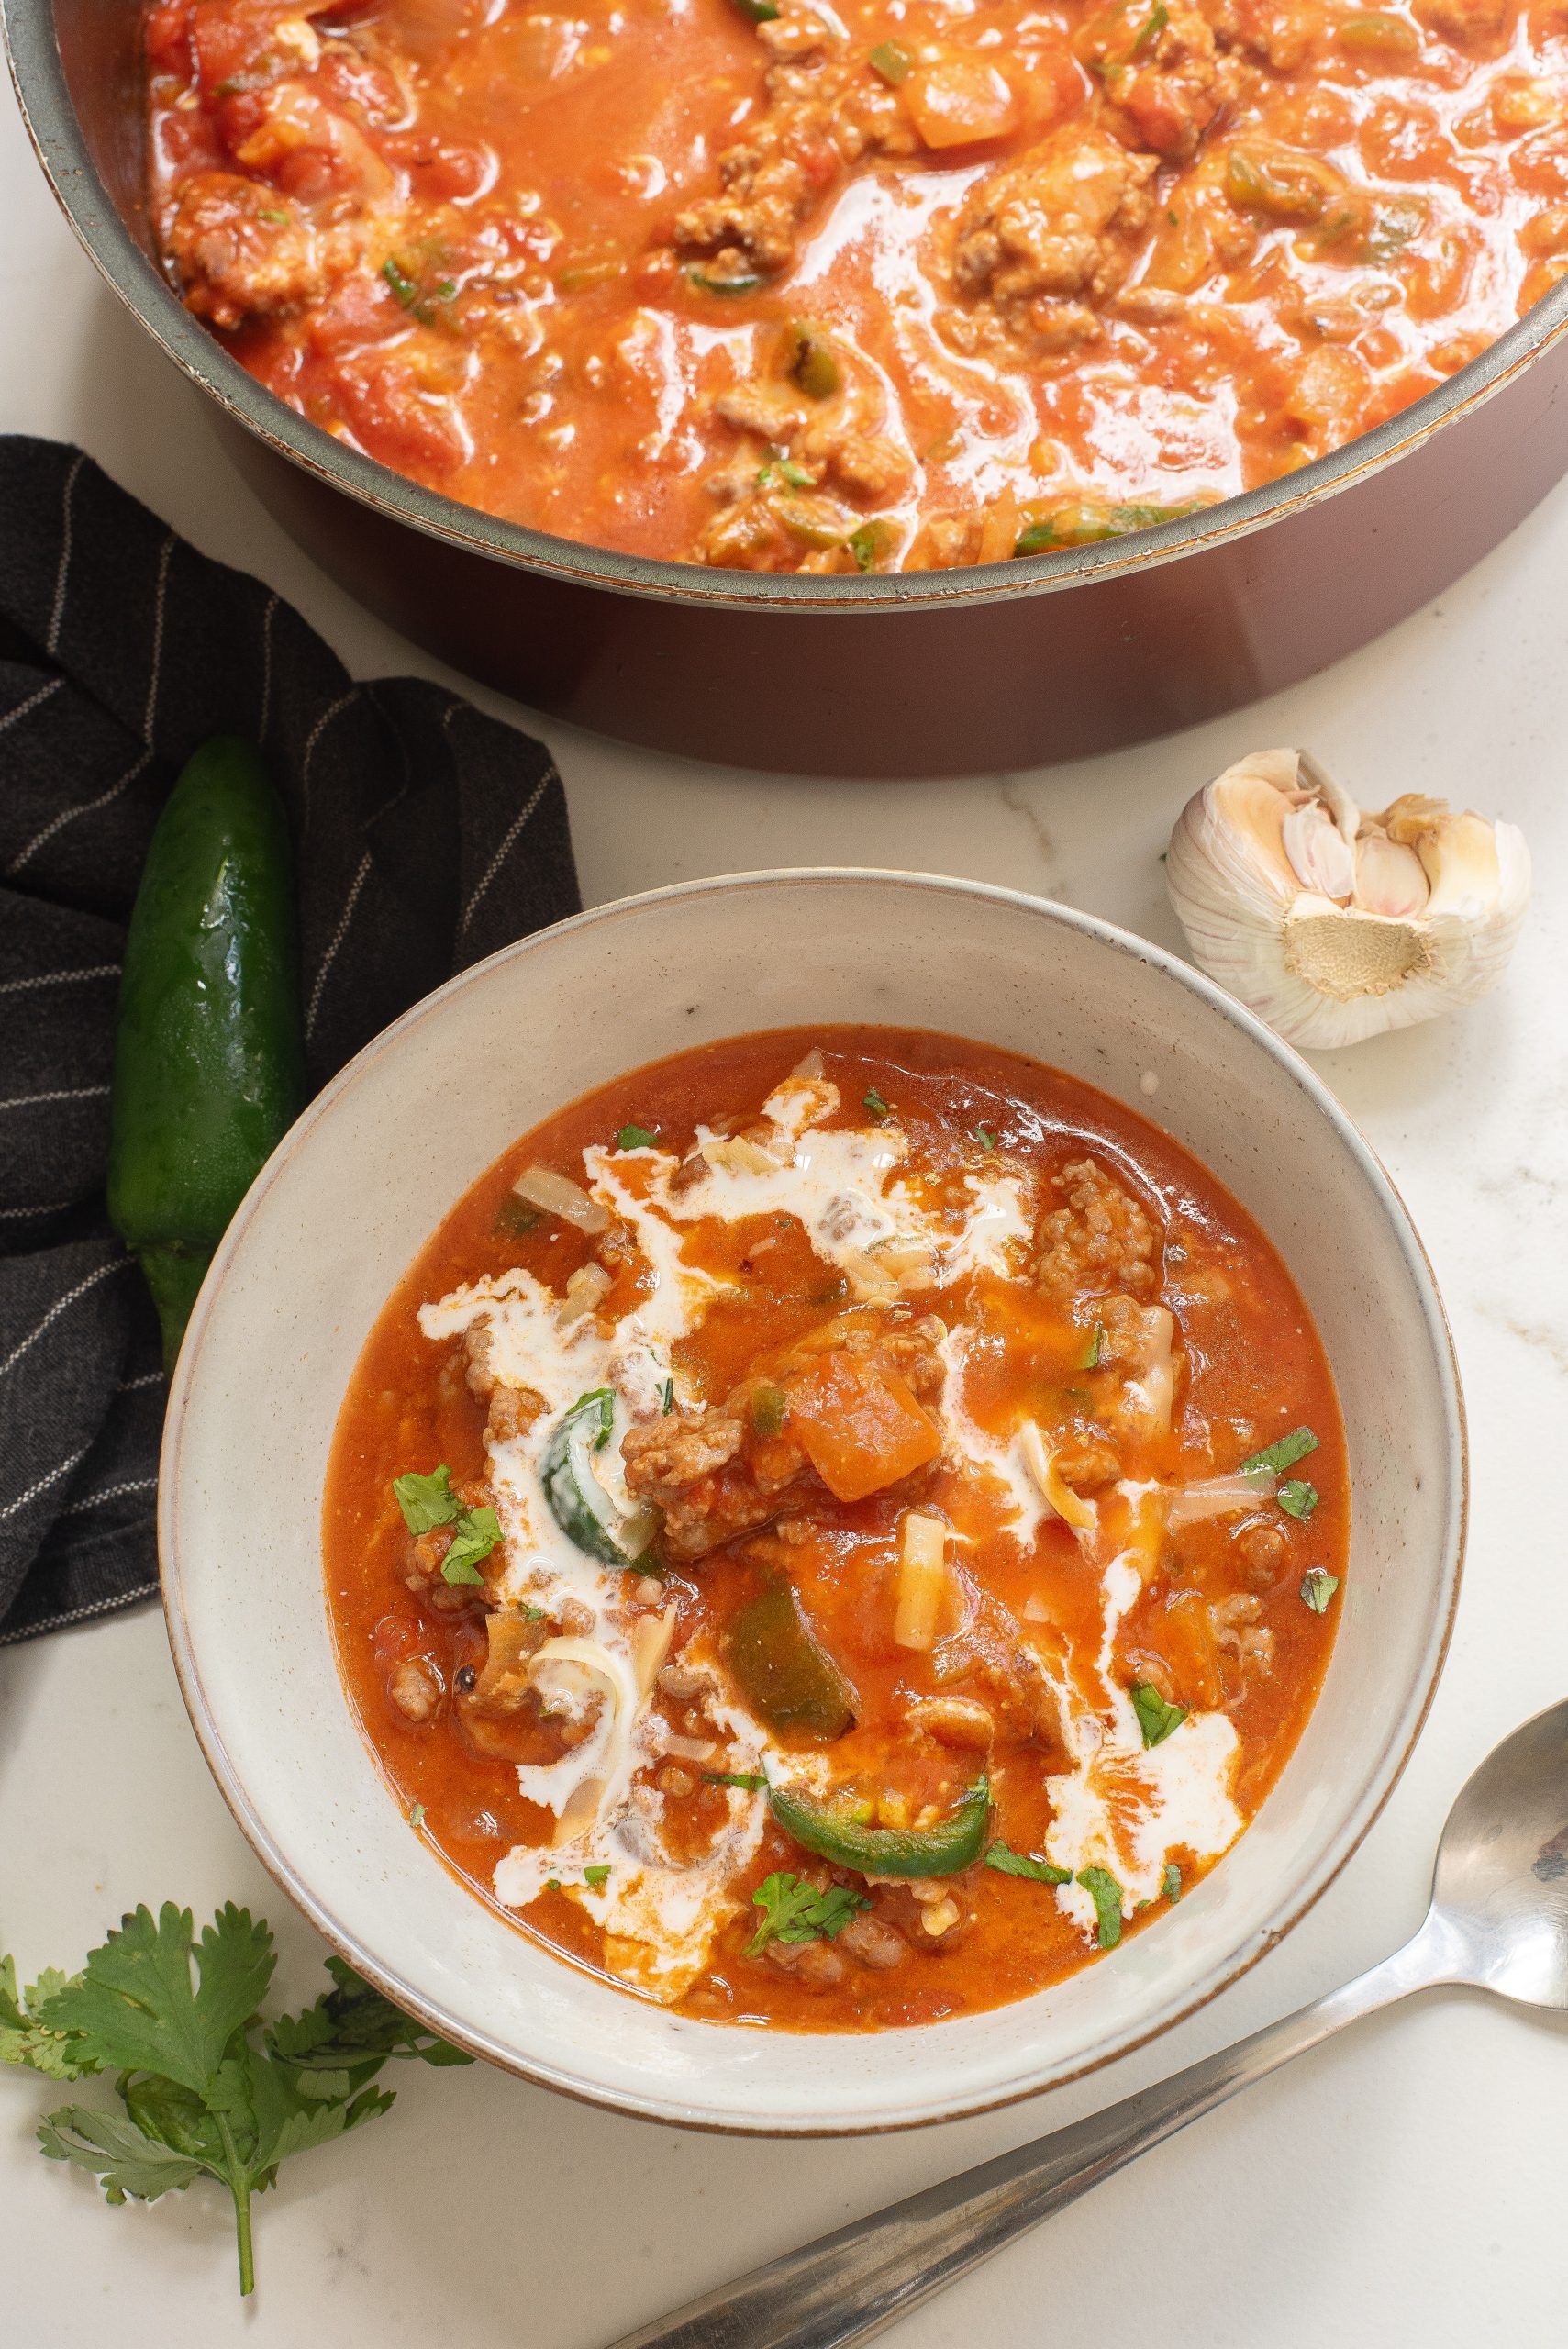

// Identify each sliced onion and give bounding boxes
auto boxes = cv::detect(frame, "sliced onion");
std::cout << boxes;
[1164,1469,1276,1530]
[700,1135,783,1176]
[894,1512,950,1651]
[515,1163,610,1234]
[1019,1423,1096,1532]
[557,1260,613,1326]
[791,1048,826,1080]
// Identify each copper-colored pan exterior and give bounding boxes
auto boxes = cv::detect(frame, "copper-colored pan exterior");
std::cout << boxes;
[9,0,1568,775]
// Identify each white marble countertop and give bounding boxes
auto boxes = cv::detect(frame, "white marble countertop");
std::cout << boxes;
[3,66,1565,2349]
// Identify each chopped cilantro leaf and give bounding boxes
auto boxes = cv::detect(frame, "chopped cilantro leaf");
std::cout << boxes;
[660,1377,675,1415]
[616,1123,658,1151]
[392,1465,498,1585]
[1277,1478,1319,1520]
[439,1504,500,1585]
[392,1464,461,1535]
[862,1086,892,1121]
[1130,1681,1187,1749]
[545,1877,561,1892]
[1162,1862,1182,1902]
[745,1873,870,1957]
[1078,1321,1106,1371]
[1240,1425,1319,1477]
[1300,1567,1340,1614]
[705,1771,769,1792]
[523,1605,547,1623]
[1076,1865,1126,1949]
[973,1124,996,1151]
[584,1865,611,1889]
[984,1842,1071,1884]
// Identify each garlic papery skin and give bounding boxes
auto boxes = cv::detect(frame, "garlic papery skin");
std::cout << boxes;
[1165,749,1531,1049]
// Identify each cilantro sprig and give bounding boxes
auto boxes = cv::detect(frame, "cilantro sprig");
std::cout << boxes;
[392,1464,500,1586]
[1240,1425,1318,1477]
[745,1873,869,1957]
[984,1842,1071,1884]
[1076,1865,1126,1950]
[0,1905,470,2297]
[1130,1680,1187,1748]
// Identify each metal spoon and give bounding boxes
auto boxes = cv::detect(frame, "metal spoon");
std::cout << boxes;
[611,1697,1568,2349]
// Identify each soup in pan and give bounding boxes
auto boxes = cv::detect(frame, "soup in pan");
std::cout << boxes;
[145,0,1564,573]
[324,1027,1347,2030]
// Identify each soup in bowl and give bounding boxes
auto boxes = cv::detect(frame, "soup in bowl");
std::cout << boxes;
[326,1023,1347,2026]
[160,873,1462,2129]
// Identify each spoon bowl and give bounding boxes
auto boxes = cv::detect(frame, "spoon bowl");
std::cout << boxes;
[1427,1698,1568,2011]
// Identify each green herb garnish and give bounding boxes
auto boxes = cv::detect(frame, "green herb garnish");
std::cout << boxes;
[1076,1865,1126,1950]
[862,1086,891,1120]
[984,1842,1071,1884]
[616,1123,658,1150]
[523,1604,548,1623]
[745,1874,870,1957]
[1240,1425,1319,1476]
[848,520,897,573]
[391,1464,500,1586]
[0,1906,469,2298]
[408,1802,426,1830]
[705,1770,770,1792]
[758,456,812,489]
[258,207,289,226]
[495,1196,542,1237]
[1014,518,1060,558]
[751,1383,787,1438]
[1162,1862,1183,1902]
[1277,1478,1319,1520]
[584,1865,611,1889]
[1078,1321,1106,1370]
[660,1377,675,1415]
[973,1124,996,1151]
[731,0,780,17]
[1300,1567,1340,1614]
[1130,1681,1187,1749]
[382,257,420,308]
[1130,0,1168,50]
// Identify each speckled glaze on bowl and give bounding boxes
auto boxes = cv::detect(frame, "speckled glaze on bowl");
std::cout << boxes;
[159,872,1464,2134]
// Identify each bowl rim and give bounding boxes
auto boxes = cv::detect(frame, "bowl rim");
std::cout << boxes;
[157,867,1467,2132]
[6,0,1568,616]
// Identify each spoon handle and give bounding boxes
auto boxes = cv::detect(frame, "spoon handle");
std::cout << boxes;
[609,1929,1446,2349]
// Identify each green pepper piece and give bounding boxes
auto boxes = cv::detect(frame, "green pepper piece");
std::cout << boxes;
[768,1773,991,1877]
[868,36,912,80]
[783,319,841,400]
[107,737,304,1374]
[723,1580,858,1741]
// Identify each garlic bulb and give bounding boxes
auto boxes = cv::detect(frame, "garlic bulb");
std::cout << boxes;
[1165,749,1530,1049]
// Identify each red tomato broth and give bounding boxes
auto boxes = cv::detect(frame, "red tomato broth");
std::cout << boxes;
[324,1025,1346,2031]
[144,0,1568,574]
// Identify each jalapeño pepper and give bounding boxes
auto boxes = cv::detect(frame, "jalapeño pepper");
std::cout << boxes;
[723,1580,858,1742]
[106,737,304,1372]
[768,1773,992,1878]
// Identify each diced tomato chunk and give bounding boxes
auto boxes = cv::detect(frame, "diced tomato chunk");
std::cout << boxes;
[786,1353,941,1503]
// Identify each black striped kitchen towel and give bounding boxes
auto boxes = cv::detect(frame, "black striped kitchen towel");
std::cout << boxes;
[0,436,579,1644]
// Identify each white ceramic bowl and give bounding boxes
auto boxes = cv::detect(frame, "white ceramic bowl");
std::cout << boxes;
[160,871,1464,2133]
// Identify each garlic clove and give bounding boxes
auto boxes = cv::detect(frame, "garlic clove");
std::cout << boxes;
[1282,798,1356,900]
[1352,831,1429,918]
[1165,750,1530,1049]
